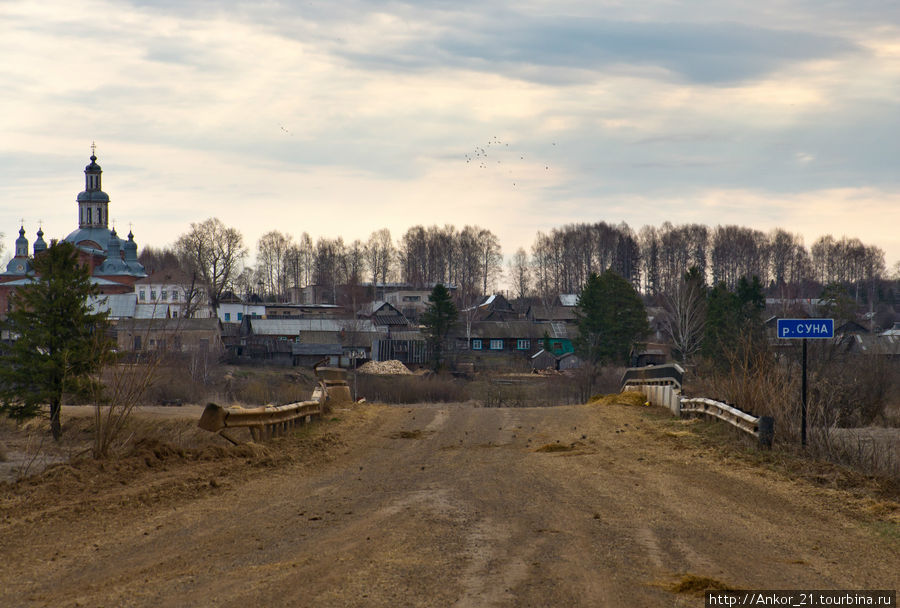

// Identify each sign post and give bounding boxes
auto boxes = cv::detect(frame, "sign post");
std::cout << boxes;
[776,319,834,447]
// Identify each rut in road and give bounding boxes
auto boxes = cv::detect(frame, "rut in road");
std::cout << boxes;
[1,402,897,607]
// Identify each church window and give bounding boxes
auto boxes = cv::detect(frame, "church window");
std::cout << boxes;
[86,208,92,224]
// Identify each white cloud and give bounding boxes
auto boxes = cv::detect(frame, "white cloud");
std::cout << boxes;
[0,0,897,274]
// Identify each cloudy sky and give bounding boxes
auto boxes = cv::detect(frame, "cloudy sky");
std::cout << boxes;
[1,0,898,276]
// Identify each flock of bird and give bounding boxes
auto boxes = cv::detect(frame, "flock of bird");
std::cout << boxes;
[277,124,558,189]
[464,136,556,187]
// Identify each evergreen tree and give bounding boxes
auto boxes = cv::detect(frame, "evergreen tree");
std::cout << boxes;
[421,284,458,371]
[701,275,765,365]
[575,270,649,365]
[0,242,112,440]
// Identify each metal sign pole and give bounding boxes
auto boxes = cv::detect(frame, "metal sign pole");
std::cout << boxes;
[776,318,833,448]
[801,338,807,447]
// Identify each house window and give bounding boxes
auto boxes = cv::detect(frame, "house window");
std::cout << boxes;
[172,310,178,318]
[150,289,157,300]
[472,339,483,350]
[134,335,141,350]
[517,339,530,350]
[224,313,231,321]
[171,290,179,301]
[237,312,243,321]
[139,290,146,302]
[161,289,167,301]
[490,339,504,350]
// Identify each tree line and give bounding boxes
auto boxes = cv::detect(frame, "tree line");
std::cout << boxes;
[139,218,892,313]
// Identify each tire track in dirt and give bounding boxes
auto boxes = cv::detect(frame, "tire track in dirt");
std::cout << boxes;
[0,402,897,607]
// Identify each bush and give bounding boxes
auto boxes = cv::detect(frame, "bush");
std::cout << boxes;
[691,340,899,482]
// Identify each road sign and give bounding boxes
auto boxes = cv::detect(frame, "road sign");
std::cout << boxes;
[776,318,834,339]
[775,318,834,447]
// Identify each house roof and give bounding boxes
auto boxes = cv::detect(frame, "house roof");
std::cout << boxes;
[135,268,194,285]
[453,320,544,339]
[528,305,576,322]
[247,318,378,336]
[558,294,578,307]
[116,318,219,332]
[87,294,137,318]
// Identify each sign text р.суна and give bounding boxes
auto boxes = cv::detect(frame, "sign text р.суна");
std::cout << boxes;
[777,318,834,339]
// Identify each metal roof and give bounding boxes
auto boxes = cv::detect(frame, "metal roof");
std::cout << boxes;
[87,294,137,318]
[248,318,378,335]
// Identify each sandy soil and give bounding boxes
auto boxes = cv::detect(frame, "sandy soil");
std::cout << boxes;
[0,401,897,607]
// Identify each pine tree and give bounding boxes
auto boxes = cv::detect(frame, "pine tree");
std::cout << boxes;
[575,270,649,365]
[0,242,112,440]
[421,284,458,372]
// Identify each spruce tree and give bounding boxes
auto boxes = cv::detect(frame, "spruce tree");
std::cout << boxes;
[421,284,458,372]
[0,242,111,440]
[575,270,648,365]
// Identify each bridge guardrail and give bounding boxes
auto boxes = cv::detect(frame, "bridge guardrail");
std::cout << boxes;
[198,367,352,442]
[623,366,773,448]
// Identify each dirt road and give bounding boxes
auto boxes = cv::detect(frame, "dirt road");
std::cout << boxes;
[1,401,897,607]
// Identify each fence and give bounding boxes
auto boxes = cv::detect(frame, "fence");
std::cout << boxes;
[623,366,773,448]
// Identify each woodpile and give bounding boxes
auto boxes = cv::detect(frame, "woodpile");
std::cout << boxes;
[357,360,413,375]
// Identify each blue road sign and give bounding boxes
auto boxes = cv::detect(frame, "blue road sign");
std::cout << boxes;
[777,318,834,339]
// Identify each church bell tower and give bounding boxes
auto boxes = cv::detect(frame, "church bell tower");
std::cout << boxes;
[77,143,110,229]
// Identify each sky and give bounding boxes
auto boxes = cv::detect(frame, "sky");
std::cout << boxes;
[1,0,899,278]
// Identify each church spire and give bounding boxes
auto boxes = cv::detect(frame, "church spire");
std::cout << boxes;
[77,144,110,229]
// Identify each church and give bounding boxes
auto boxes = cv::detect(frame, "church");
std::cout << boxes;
[0,148,147,312]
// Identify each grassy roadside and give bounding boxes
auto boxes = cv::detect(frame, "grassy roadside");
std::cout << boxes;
[597,392,900,531]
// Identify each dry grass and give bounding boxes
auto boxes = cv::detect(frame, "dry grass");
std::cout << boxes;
[589,391,648,407]
[665,574,740,596]
[534,441,585,453]
[390,430,425,440]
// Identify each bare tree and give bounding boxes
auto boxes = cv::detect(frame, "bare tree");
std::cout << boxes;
[660,269,707,364]
[256,230,292,301]
[477,227,503,294]
[175,217,247,315]
[365,228,396,286]
[508,247,531,300]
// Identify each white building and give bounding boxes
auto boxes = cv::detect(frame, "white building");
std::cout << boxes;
[134,270,211,319]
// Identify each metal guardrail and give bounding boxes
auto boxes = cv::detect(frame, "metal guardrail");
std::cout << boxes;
[621,363,684,391]
[197,367,352,442]
[622,368,773,448]
[680,398,773,447]
[198,399,323,441]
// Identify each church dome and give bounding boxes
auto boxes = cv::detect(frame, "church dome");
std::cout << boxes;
[33,228,47,254]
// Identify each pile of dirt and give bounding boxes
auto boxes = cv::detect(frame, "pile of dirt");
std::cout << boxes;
[357,360,413,375]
